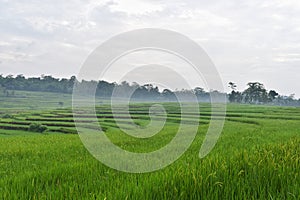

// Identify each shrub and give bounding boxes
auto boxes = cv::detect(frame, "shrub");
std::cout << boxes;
[2,114,14,119]
[28,123,47,133]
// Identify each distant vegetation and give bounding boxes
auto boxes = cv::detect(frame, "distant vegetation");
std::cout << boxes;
[0,74,76,94]
[0,74,299,105]
[228,82,300,106]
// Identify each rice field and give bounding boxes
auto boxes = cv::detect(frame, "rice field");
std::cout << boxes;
[0,93,299,199]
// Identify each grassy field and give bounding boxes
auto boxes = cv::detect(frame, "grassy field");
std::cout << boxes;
[0,91,299,199]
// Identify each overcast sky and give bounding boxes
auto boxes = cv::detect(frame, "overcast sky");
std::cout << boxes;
[0,0,300,97]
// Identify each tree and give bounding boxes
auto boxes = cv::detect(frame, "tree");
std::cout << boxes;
[162,89,176,101]
[194,87,205,96]
[228,82,237,91]
[268,90,279,101]
[243,82,268,104]
[228,82,242,103]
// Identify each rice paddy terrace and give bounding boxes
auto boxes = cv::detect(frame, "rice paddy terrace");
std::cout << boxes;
[1,102,299,136]
[0,98,299,199]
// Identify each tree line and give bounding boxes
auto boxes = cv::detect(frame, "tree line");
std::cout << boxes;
[0,74,221,101]
[0,74,299,105]
[228,82,300,106]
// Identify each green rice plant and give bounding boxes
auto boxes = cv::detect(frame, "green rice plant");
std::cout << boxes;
[0,100,299,199]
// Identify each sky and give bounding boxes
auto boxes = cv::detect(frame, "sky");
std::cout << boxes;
[0,0,300,97]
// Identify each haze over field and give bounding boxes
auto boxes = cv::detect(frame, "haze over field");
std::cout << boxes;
[0,0,300,97]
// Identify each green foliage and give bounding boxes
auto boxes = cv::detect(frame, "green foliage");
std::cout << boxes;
[0,75,223,101]
[268,90,279,100]
[228,90,243,103]
[227,82,298,105]
[28,123,47,133]
[0,103,299,199]
[243,82,268,103]
[2,114,14,119]
[1,74,299,105]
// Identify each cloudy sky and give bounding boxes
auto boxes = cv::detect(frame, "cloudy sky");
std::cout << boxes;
[0,0,300,97]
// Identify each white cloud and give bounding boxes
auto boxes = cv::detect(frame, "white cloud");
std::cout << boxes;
[109,0,164,15]
[0,0,300,96]
[273,53,300,62]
